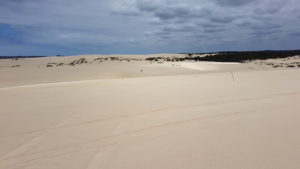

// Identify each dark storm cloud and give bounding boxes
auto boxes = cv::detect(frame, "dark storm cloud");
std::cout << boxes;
[289,32,300,37]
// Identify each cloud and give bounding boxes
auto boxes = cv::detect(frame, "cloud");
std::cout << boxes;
[213,0,257,6]
[254,0,286,15]
[203,27,226,33]
[209,16,236,23]
[0,0,299,55]
[133,0,213,21]
[136,0,161,12]
[249,29,279,38]
[289,32,300,37]
[250,24,281,31]
[153,5,191,20]
[111,0,139,16]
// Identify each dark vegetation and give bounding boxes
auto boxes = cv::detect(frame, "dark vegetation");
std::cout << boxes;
[11,65,20,67]
[0,56,46,59]
[69,58,88,66]
[44,57,139,67]
[0,55,65,59]
[191,50,300,62]
[147,50,300,63]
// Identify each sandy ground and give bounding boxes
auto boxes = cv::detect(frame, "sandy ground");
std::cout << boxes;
[0,54,300,169]
[0,54,250,87]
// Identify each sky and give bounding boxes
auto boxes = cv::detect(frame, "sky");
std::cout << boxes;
[0,0,300,56]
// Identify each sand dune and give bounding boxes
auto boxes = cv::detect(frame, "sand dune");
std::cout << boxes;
[0,55,300,169]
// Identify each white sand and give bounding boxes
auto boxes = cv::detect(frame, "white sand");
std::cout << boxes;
[0,55,300,169]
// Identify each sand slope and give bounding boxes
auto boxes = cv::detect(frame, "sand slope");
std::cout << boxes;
[1,66,300,169]
[1,55,300,169]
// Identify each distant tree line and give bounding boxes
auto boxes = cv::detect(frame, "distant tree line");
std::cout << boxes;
[185,50,300,63]
[0,56,46,59]
[146,50,300,63]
